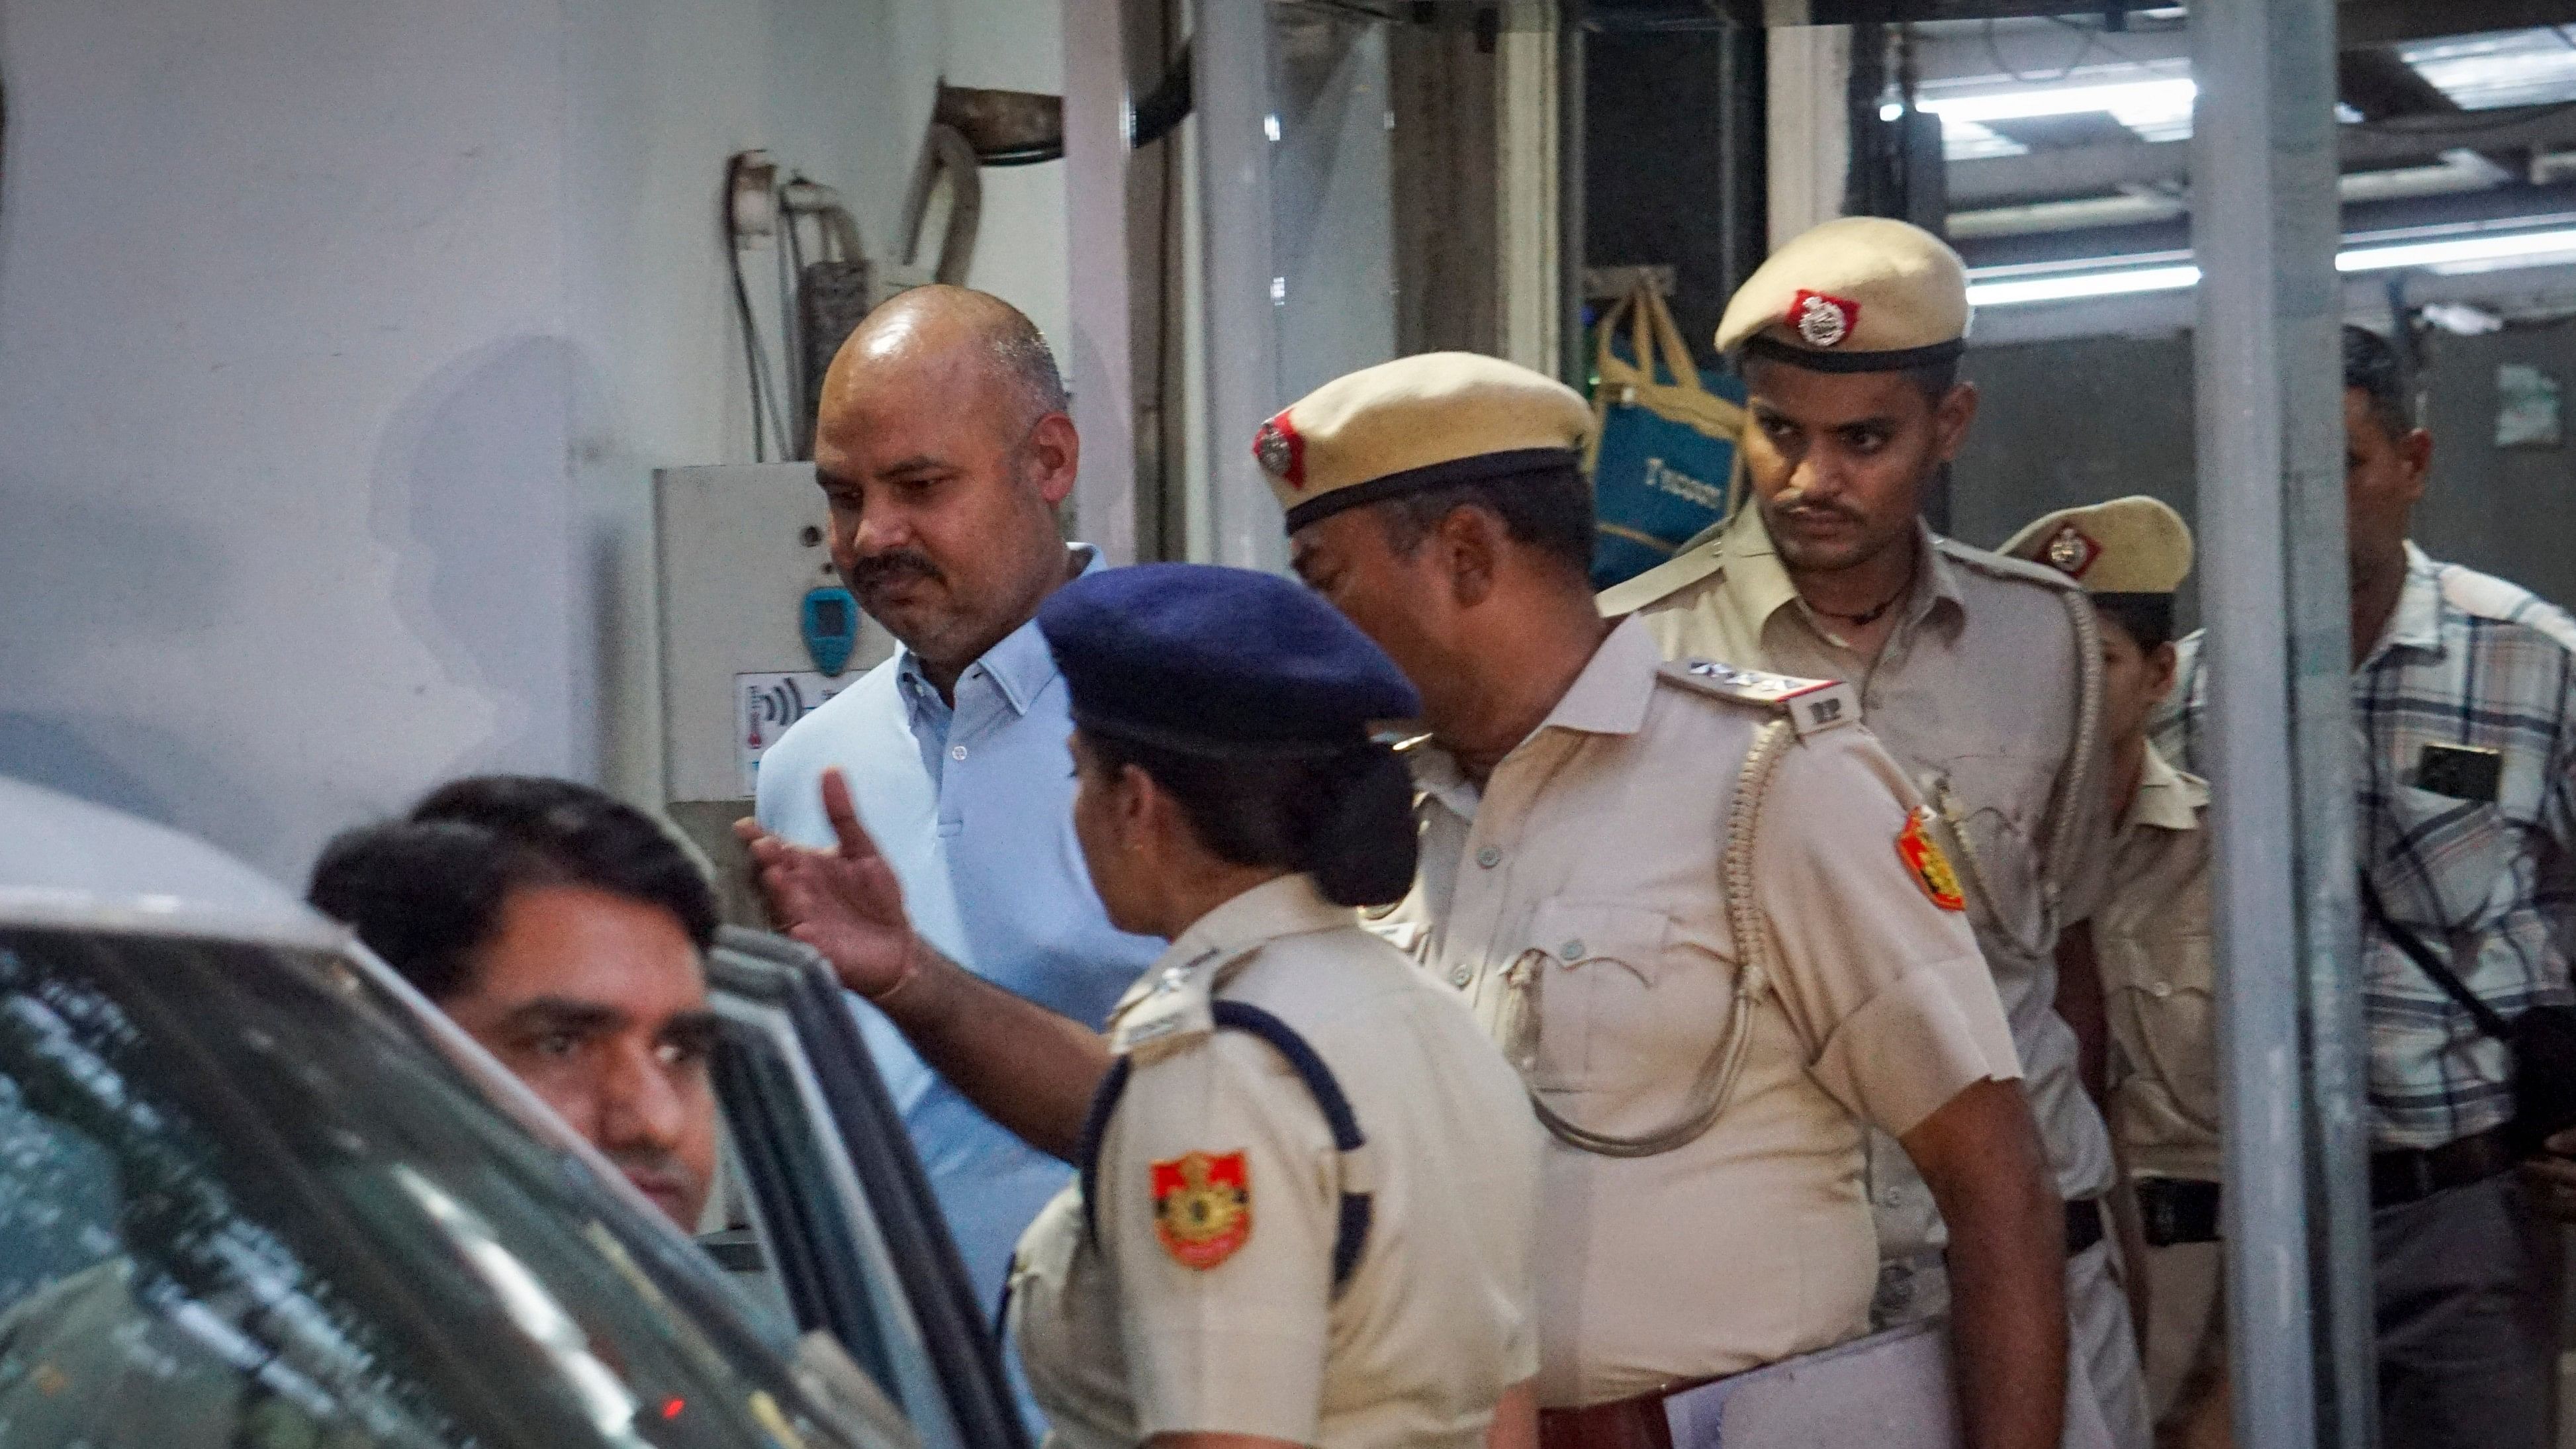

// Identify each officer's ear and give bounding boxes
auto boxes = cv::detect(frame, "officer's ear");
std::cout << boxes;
[1432,503,1504,609]
[1931,380,1979,462]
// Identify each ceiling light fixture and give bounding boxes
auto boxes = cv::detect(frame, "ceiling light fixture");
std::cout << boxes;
[1970,225,2576,306]
[1919,77,2196,126]
[1966,264,2202,306]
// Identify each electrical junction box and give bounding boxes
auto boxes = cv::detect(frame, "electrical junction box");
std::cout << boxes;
[653,464,892,923]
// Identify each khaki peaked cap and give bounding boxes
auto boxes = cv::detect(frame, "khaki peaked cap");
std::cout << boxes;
[1999,495,2194,596]
[1717,216,1972,373]
[1254,352,1592,533]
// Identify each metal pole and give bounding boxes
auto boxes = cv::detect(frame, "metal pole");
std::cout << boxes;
[1194,0,1287,571]
[2190,2,2375,1447]
[1062,0,1138,564]
[1557,1,1587,389]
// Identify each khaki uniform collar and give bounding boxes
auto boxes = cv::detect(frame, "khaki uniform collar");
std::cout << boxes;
[2125,740,2207,834]
[1395,617,1659,820]
[1117,873,1350,1015]
[1723,506,1964,639]
[1540,615,1663,738]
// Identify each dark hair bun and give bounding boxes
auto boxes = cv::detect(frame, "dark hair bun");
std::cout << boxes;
[1304,745,1418,908]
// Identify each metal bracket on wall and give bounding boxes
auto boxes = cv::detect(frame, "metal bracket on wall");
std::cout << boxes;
[1584,263,1676,299]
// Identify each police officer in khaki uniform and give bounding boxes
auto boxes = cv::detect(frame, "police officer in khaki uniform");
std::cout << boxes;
[1265,352,2070,1449]
[743,563,1543,1449]
[2001,500,2223,1449]
[1596,220,2144,1449]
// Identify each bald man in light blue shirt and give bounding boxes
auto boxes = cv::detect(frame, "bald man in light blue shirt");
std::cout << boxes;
[754,289,1158,1428]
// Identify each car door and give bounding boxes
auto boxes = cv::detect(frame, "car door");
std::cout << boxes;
[0,918,905,1449]
[703,927,1030,1449]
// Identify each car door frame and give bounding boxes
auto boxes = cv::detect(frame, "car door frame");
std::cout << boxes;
[704,926,1031,1449]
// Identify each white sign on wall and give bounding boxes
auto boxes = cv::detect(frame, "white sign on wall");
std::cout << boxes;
[736,671,858,796]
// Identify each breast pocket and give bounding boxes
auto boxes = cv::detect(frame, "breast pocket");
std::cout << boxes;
[1924,755,2056,931]
[2109,929,2219,1132]
[1521,899,1684,1094]
[2381,783,2531,931]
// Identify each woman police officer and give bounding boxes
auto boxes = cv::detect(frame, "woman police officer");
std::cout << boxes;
[742,563,1542,1449]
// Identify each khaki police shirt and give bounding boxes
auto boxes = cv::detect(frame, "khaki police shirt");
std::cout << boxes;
[1009,874,1543,1449]
[1601,507,2118,1260]
[2099,744,2219,1184]
[1382,616,2021,1407]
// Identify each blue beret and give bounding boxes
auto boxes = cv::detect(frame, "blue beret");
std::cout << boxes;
[1038,564,1420,755]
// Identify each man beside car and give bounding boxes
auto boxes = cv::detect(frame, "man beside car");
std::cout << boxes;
[308,774,725,1231]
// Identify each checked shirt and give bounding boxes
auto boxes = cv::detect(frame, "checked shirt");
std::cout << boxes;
[2155,543,2576,1150]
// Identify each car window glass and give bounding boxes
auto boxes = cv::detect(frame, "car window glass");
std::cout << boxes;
[709,1005,966,1449]
[0,927,895,1449]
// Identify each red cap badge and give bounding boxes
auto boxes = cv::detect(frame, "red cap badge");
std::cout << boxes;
[1786,290,1861,349]
[2044,523,2102,579]
[1252,412,1306,489]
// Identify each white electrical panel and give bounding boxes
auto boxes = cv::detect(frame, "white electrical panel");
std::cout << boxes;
[652,464,893,918]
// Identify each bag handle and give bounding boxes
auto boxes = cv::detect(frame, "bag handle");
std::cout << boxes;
[1594,286,1637,382]
[1636,285,1705,395]
[1594,281,1712,399]
[2358,870,2514,1042]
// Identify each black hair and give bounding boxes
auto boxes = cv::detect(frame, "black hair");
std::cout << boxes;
[1371,462,1596,578]
[2343,324,2414,442]
[1085,731,1418,909]
[307,776,717,1001]
[2092,594,2176,654]
[406,776,718,951]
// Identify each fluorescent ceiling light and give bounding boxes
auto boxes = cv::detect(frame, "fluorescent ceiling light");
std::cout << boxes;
[1970,225,2576,306]
[1940,118,2031,163]
[1920,77,2195,126]
[2337,227,2576,273]
[2401,27,2576,111]
[1967,265,2201,306]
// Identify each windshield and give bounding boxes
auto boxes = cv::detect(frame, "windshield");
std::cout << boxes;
[0,925,885,1449]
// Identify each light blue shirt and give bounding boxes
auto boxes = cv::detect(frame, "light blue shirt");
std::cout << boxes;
[753,547,1162,1344]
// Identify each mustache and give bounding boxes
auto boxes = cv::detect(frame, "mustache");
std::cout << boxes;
[845,549,945,594]
[1771,496,1864,528]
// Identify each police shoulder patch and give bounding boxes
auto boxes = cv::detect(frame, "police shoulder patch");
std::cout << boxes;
[1151,1150,1253,1269]
[1660,659,1857,739]
[1897,806,1967,911]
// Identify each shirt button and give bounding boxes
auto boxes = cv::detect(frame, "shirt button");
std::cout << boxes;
[1476,845,1502,869]
[1449,966,1473,988]
[949,744,968,762]
[2150,981,2173,998]
[1879,1186,1908,1207]
[1560,939,1587,960]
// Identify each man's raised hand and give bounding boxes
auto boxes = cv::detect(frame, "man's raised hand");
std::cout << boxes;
[736,768,925,1002]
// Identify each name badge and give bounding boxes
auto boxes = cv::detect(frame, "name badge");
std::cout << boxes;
[2416,743,2503,804]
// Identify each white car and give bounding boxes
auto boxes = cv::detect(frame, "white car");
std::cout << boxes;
[0,776,1025,1449]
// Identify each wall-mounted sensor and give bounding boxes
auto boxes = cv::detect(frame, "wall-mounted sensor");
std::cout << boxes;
[801,586,861,677]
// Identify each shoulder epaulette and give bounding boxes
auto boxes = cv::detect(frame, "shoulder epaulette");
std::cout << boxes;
[1935,536,2084,594]
[1659,659,1857,739]
[1108,959,1219,1063]
[1597,539,1727,618]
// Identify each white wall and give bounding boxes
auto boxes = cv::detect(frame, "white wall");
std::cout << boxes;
[0,0,1072,881]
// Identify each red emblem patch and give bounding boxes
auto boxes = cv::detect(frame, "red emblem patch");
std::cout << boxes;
[1897,808,1968,913]
[1786,290,1861,349]
[1151,1150,1252,1270]
[1252,412,1307,489]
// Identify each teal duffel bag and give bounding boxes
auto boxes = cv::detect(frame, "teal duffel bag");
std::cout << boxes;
[1587,282,1747,590]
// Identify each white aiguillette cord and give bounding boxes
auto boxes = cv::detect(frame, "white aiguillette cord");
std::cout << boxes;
[1503,719,1796,1159]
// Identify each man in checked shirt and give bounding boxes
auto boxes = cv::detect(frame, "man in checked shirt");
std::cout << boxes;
[2154,324,2576,1449]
